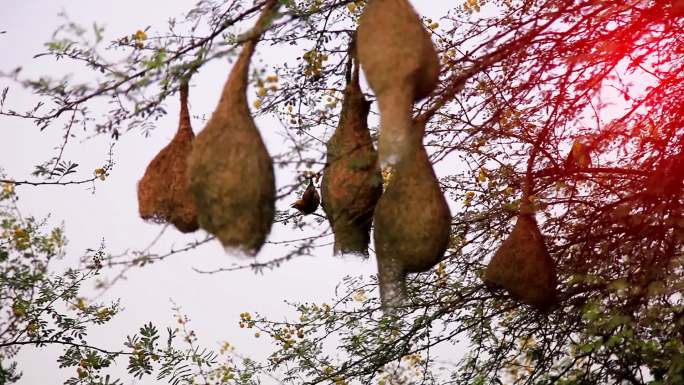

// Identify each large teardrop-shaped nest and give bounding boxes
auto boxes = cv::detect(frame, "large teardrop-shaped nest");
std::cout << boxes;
[483,213,558,310]
[138,85,198,233]
[188,2,278,255]
[373,142,451,274]
[357,0,440,164]
[357,0,440,101]
[321,61,382,257]
[189,109,275,253]
[373,120,451,309]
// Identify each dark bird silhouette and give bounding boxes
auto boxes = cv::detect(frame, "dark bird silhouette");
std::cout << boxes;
[292,177,320,215]
[564,137,593,171]
[645,151,684,199]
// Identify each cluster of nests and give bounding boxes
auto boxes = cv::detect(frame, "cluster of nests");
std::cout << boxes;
[137,0,558,312]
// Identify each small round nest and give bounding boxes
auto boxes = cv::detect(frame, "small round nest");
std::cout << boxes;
[483,213,558,310]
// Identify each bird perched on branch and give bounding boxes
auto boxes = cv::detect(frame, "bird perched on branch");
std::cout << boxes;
[292,176,320,215]
[564,137,593,171]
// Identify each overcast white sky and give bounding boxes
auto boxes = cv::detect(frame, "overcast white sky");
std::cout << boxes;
[0,1,460,384]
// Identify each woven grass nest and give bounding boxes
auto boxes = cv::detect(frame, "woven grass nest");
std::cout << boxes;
[137,82,198,233]
[321,57,382,257]
[373,118,451,309]
[483,212,557,310]
[188,1,279,255]
[357,0,440,164]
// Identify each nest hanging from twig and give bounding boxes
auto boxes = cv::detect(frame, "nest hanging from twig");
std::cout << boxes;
[483,212,557,310]
[373,118,451,309]
[188,1,279,255]
[357,0,440,164]
[137,82,198,233]
[321,54,382,257]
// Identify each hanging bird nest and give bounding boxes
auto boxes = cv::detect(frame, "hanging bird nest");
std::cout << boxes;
[188,1,279,255]
[483,210,557,311]
[321,50,382,257]
[357,0,440,164]
[138,81,199,233]
[373,118,451,309]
